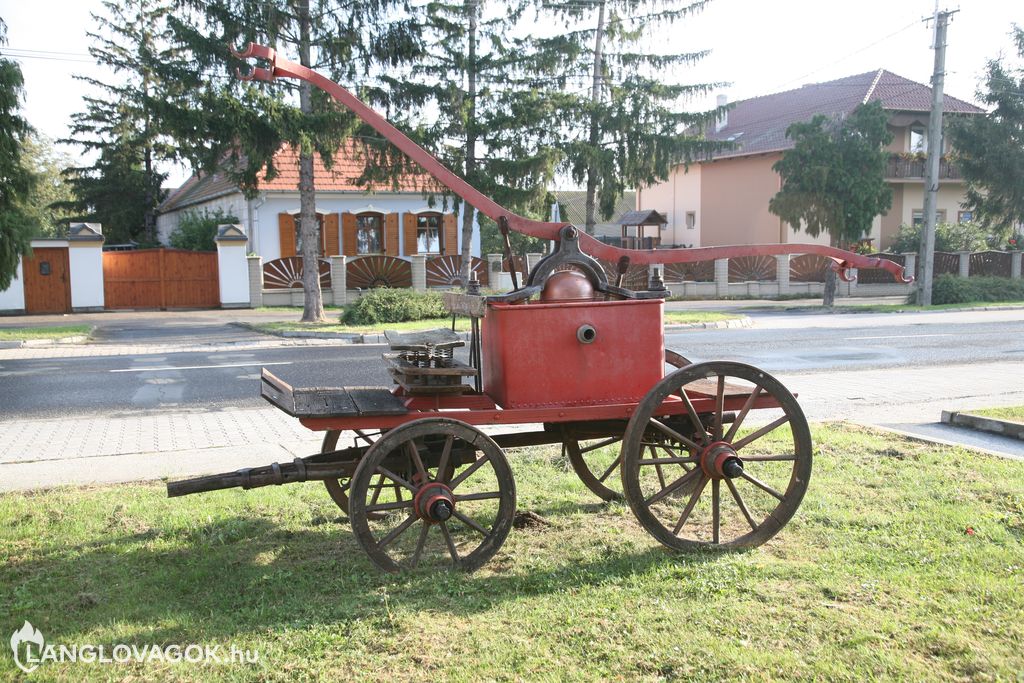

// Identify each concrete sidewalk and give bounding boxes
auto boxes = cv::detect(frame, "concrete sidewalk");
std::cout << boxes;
[2,360,1022,493]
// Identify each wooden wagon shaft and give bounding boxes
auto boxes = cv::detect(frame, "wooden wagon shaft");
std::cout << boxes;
[230,43,913,284]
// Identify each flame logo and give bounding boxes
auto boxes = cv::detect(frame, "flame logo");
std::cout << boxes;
[10,621,44,673]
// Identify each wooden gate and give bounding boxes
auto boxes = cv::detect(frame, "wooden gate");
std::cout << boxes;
[23,247,71,313]
[103,248,219,309]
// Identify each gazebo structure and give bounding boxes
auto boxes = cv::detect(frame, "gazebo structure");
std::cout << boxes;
[617,209,667,250]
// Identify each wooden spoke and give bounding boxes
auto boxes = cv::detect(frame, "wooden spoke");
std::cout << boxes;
[439,522,460,565]
[724,385,763,443]
[580,437,620,454]
[435,435,454,483]
[454,491,502,502]
[366,499,414,513]
[725,477,757,531]
[712,479,721,544]
[409,522,430,568]
[378,513,418,548]
[650,446,667,490]
[369,473,386,506]
[596,453,623,483]
[714,375,726,440]
[452,509,489,536]
[406,441,428,483]
[740,471,785,501]
[740,454,796,462]
[375,465,418,493]
[732,415,790,451]
[449,454,491,490]
[672,475,708,534]
[637,456,697,466]
[644,466,702,506]
[678,392,709,445]
[648,418,702,452]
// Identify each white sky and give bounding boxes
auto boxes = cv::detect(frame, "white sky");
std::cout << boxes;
[2,0,1021,189]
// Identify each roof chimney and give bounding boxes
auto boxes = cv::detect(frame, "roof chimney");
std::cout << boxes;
[715,94,728,133]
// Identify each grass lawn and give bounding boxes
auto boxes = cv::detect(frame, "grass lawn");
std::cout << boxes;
[761,301,1024,314]
[246,310,740,337]
[969,405,1024,424]
[1,423,1022,680]
[0,325,92,342]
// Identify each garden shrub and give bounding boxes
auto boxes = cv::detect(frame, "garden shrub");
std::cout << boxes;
[169,208,239,251]
[917,274,1024,305]
[889,221,993,253]
[341,288,448,324]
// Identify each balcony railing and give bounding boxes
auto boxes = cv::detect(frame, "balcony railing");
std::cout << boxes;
[885,154,962,180]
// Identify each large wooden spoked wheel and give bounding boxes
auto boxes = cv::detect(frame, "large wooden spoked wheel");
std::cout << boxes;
[322,429,383,516]
[620,361,812,550]
[349,418,516,572]
[565,350,690,501]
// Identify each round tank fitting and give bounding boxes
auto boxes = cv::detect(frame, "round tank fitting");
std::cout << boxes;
[577,324,597,344]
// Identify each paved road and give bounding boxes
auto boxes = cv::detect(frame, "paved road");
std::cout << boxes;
[1,308,1022,420]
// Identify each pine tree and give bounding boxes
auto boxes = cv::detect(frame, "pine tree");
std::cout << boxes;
[539,0,725,234]
[0,17,38,289]
[60,0,177,244]
[162,0,419,321]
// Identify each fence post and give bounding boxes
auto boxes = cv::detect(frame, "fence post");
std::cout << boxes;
[247,255,263,308]
[411,254,427,292]
[714,258,729,297]
[215,225,250,308]
[901,253,917,281]
[525,252,542,277]
[67,222,105,311]
[330,255,347,305]
[956,251,970,278]
[775,254,790,295]
[1011,251,1022,280]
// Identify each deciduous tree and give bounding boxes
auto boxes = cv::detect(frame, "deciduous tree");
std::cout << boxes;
[769,101,893,306]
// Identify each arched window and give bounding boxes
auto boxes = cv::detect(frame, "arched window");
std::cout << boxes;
[357,212,384,254]
[416,212,442,254]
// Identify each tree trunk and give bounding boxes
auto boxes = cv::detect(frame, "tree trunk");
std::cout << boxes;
[459,0,478,287]
[583,0,606,235]
[297,0,326,322]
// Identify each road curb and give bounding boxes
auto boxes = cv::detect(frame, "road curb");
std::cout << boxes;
[3,335,91,348]
[941,411,1024,441]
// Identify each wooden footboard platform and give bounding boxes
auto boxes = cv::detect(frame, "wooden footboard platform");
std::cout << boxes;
[260,368,408,418]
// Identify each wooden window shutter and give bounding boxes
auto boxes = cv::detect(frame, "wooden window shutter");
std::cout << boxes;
[278,213,296,258]
[385,212,400,256]
[403,212,418,256]
[341,212,358,256]
[442,213,458,256]
[323,213,340,256]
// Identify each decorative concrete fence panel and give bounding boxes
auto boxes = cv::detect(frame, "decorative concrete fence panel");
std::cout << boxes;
[426,255,489,287]
[346,255,412,289]
[788,253,830,283]
[728,255,777,283]
[664,260,715,283]
[263,256,332,290]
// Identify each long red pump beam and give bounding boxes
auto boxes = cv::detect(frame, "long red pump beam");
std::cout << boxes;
[231,43,912,284]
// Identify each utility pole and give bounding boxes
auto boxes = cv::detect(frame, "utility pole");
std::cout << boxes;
[917,8,957,305]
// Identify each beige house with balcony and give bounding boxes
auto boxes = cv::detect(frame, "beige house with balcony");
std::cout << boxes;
[638,70,984,251]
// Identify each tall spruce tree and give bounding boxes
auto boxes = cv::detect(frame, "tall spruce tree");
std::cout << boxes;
[60,0,177,244]
[0,17,38,288]
[540,0,725,234]
[162,0,420,322]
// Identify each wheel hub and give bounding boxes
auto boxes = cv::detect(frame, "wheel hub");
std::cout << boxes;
[700,441,744,480]
[413,482,455,523]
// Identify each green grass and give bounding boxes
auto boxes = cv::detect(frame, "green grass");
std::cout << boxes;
[969,405,1024,424]
[741,301,1024,314]
[664,311,740,324]
[0,325,92,341]
[1,423,1022,681]
[252,305,345,313]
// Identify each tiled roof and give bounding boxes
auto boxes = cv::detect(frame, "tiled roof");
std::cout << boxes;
[708,69,984,161]
[554,190,637,238]
[159,141,441,213]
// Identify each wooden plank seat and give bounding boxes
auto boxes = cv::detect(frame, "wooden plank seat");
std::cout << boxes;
[384,327,464,351]
[260,368,407,418]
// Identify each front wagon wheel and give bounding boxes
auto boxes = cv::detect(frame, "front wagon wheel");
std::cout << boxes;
[620,361,812,551]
